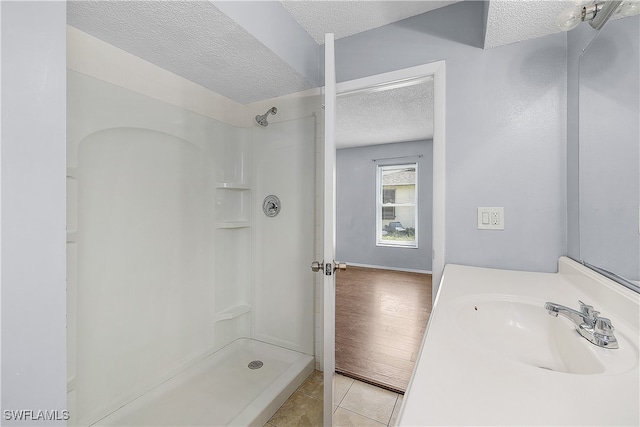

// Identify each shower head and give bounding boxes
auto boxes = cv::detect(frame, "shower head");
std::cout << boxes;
[256,107,277,127]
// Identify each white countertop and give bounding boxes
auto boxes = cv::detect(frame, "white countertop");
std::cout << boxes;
[398,257,640,426]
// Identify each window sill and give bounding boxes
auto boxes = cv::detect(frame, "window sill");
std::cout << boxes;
[376,242,419,249]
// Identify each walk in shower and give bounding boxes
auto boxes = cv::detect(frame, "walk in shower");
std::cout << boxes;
[67,59,318,425]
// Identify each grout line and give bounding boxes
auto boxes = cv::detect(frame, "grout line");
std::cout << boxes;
[340,378,399,426]
[295,371,323,400]
[385,394,400,426]
[297,390,322,402]
[334,375,354,408]
[337,407,388,427]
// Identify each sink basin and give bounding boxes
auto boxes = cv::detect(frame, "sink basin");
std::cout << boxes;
[452,295,637,375]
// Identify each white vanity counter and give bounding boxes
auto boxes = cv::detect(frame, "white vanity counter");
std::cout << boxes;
[398,257,639,426]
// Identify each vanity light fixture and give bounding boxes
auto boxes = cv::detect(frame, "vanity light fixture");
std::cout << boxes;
[556,9,580,31]
[556,0,639,31]
[590,0,623,29]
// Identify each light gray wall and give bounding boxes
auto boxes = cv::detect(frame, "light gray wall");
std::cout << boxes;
[572,16,640,280]
[1,1,67,423]
[336,141,433,271]
[334,1,567,273]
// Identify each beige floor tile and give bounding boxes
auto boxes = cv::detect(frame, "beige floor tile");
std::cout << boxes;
[339,380,398,425]
[333,407,387,427]
[389,394,404,426]
[268,391,323,427]
[298,370,323,400]
[333,374,354,406]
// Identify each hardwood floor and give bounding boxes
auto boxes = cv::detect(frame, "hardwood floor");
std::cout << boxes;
[335,266,432,394]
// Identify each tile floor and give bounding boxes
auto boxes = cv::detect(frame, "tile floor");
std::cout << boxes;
[266,370,403,427]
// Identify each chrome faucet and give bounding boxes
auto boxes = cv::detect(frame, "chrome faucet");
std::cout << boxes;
[544,300,619,349]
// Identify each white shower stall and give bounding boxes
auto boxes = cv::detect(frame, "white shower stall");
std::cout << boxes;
[66,62,319,426]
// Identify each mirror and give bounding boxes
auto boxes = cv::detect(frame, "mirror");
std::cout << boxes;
[578,15,639,290]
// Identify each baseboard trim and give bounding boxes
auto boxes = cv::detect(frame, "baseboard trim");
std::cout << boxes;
[344,262,432,275]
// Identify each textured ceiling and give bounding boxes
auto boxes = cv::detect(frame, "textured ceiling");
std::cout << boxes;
[484,1,576,49]
[67,0,608,147]
[67,1,314,104]
[484,1,639,49]
[67,0,583,104]
[336,79,434,149]
[280,0,460,43]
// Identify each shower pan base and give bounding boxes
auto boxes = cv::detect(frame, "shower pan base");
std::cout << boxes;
[94,338,314,426]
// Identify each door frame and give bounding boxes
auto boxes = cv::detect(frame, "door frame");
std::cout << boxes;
[335,61,446,296]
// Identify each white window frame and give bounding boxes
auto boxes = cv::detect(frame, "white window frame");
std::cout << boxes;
[376,163,418,248]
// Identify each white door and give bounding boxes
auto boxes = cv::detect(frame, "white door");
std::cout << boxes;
[322,33,336,427]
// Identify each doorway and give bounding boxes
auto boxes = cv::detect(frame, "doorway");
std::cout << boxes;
[333,64,444,393]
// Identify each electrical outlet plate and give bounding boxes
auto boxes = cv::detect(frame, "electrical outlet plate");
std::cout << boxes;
[478,207,504,230]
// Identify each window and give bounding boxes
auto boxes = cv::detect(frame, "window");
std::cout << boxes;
[376,164,418,248]
[382,189,396,219]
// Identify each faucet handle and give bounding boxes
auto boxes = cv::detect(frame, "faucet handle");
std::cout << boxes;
[594,317,615,337]
[579,300,599,319]
[593,317,619,348]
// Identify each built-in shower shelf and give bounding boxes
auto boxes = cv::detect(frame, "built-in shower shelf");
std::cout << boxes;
[216,221,250,229]
[215,304,251,323]
[216,182,250,190]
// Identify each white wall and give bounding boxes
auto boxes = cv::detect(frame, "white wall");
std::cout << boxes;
[336,141,433,272]
[334,1,568,273]
[1,2,67,423]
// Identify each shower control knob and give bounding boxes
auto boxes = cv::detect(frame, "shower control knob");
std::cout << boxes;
[311,261,324,273]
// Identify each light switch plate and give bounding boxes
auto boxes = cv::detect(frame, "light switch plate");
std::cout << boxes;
[478,207,504,230]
